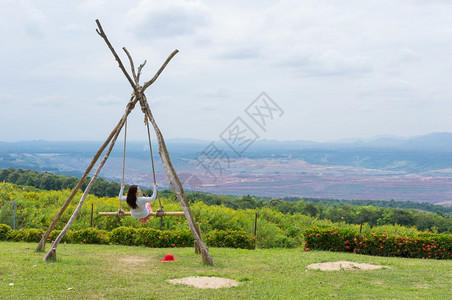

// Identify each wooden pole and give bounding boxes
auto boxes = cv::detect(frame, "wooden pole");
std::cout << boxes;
[254,212,258,237]
[44,117,123,262]
[90,204,94,227]
[36,97,137,252]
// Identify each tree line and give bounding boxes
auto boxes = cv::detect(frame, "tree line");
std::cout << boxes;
[0,168,120,198]
[187,193,452,233]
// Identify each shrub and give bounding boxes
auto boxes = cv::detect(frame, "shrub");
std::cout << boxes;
[68,228,109,244]
[110,227,136,246]
[256,220,297,248]
[304,227,452,259]
[0,224,13,241]
[109,227,194,247]
[9,228,43,243]
[47,229,71,244]
[206,229,256,250]
[134,228,160,247]
[354,232,452,259]
[0,223,12,240]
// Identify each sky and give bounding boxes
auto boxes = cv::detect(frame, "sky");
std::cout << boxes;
[1,0,452,143]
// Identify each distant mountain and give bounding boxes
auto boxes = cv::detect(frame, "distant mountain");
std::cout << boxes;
[253,132,452,151]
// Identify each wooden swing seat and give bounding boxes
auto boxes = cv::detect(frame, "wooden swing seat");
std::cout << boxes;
[98,209,184,217]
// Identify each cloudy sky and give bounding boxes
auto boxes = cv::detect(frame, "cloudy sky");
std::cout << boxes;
[1,0,452,143]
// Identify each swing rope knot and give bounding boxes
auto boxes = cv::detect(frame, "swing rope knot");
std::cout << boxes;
[156,207,165,217]
[117,208,126,217]
[125,98,136,115]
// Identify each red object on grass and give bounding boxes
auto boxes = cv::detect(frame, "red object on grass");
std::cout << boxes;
[160,254,178,262]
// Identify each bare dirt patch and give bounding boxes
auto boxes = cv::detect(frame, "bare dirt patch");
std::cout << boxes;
[306,261,387,271]
[167,276,240,289]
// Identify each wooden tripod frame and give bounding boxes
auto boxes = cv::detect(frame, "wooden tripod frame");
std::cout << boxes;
[37,19,215,265]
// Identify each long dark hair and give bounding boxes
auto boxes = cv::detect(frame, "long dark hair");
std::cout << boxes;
[126,185,138,209]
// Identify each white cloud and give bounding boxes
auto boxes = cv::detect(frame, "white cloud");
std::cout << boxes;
[0,0,49,39]
[125,0,211,39]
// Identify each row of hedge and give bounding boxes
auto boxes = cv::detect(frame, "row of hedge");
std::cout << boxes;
[0,224,256,249]
[304,227,452,259]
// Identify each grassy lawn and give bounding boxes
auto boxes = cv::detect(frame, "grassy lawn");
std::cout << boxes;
[0,241,451,299]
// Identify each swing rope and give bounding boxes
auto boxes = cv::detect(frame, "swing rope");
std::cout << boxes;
[145,116,165,230]
[121,118,127,188]
[145,116,163,210]
[117,118,128,216]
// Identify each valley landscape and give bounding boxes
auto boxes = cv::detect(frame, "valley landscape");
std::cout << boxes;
[1,132,452,206]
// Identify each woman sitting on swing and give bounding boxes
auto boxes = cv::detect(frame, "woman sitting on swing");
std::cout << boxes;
[119,183,158,224]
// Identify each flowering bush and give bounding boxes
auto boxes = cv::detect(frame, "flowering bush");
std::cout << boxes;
[304,227,452,259]
[206,229,256,249]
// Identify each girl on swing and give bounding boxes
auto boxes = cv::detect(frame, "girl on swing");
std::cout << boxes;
[119,183,158,224]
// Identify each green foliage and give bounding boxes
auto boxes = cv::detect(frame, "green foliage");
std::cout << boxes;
[0,168,121,197]
[304,227,452,259]
[0,223,12,240]
[47,229,71,244]
[2,168,451,234]
[68,228,109,244]
[110,226,136,246]
[109,226,193,248]
[9,228,43,242]
[1,178,452,253]
[205,229,256,249]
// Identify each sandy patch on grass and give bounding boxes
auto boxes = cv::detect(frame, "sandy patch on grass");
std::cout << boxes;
[306,261,387,271]
[167,276,240,289]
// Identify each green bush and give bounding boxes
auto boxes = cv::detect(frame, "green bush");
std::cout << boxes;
[0,223,12,240]
[206,229,256,249]
[110,227,136,246]
[134,228,160,247]
[354,232,452,259]
[47,229,71,244]
[9,228,43,243]
[304,227,452,259]
[151,229,193,248]
[256,220,297,248]
[109,227,193,247]
[68,228,109,244]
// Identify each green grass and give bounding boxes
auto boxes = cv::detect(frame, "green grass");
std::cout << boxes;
[0,242,451,299]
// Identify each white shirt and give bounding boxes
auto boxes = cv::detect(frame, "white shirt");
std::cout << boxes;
[118,185,157,219]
